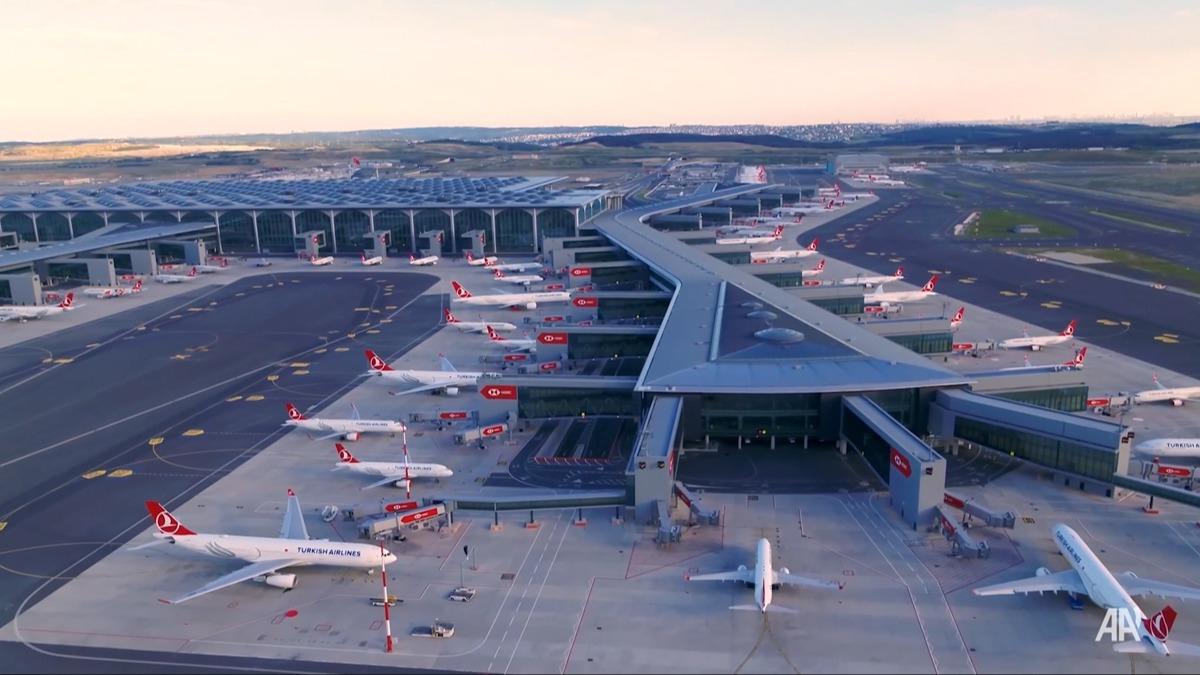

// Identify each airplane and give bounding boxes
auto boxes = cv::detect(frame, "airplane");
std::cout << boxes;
[950,306,966,331]
[1133,375,1200,406]
[465,252,499,267]
[0,293,75,322]
[283,402,406,441]
[309,255,334,266]
[442,308,516,334]
[156,267,199,284]
[997,320,1077,351]
[196,260,228,273]
[360,252,383,266]
[1133,438,1200,459]
[136,491,394,604]
[716,225,784,246]
[999,347,1087,372]
[492,268,544,285]
[82,279,143,299]
[800,259,826,277]
[408,254,439,266]
[485,260,544,273]
[332,443,452,490]
[839,266,904,288]
[686,538,843,613]
[864,275,939,308]
[363,349,497,395]
[450,280,570,311]
[973,523,1200,657]
[484,324,538,352]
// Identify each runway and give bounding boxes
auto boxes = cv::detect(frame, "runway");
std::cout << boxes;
[0,272,441,627]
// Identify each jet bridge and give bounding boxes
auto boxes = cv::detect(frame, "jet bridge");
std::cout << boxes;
[930,505,991,558]
[942,491,1017,529]
[673,481,719,525]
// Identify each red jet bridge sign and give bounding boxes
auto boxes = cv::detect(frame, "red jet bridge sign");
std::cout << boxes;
[538,332,568,345]
[890,448,912,478]
[481,385,517,400]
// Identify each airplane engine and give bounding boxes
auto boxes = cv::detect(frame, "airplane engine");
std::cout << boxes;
[1173,399,1185,407]
[779,567,790,576]
[1031,345,1041,351]
[1035,567,1051,577]
[737,564,752,587]
[524,302,537,310]
[443,386,460,397]
[393,478,411,488]
[260,573,298,590]
[343,431,361,442]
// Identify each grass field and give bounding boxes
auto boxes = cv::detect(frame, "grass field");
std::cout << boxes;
[1072,248,1200,292]
[966,209,1076,238]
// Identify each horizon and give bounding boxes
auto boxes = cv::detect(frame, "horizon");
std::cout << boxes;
[3,0,1199,143]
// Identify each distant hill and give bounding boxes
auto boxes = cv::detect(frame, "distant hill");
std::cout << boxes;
[568,133,826,149]
[417,138,544,151]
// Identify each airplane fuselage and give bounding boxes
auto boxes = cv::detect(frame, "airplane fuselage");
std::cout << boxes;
[494,274,543,284]
[408,256,437,266]
[160,532,387,569]
[755,538,772,613]
[311,257,334,266]
[488,262,542,273]
[335,460,453,481]
[999,335,1072,350]
[866,289,935,304]
[369,368,487,387]
[449,320,516,333]
[286,418,405,434]
[1134,387,1200,405]
[453,291,570,308]
[1133,438,1200,458]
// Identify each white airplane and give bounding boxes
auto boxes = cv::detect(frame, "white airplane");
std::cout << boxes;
[838,192,875,201]
[408,254,438,266]
[136,491,394,604]
[864,275,939,308]
[998,320,1077,351]
[1133,438,1200,459]
[802,259,826,277]
[82,279,143,299]
[359,252,383,266]
[1133,375,1200,406]
[485,324,538,352]
[283,402,406,441]
[156,267,199,284]
[363,349,497,395]
[687,538,843,613]
[485,260,544,273]
[840,265,904,288]
[309,255,334,266]
[716,225,784,246]
[750,239,819,264]
[465,252,499,267]
[999,347,1087,372]
[332,443,452,490]
[196,260,228,273]
[442,308,516,334]
[950,306,965,331]
[0,293,75,322]
[450,280,570,311]
[774,202,835,215]
[973,523,1200,657]
[492,268,544,285]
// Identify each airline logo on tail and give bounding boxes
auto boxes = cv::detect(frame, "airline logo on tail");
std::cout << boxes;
[364,350,393,372]
[951,307,965,328]
[814,259,825,271]
[60,292,75,309]
[444,308,459,324]
[131,280,143,292]
[1065,347,1087,368]
[334,443,359,464]
[188,267,197,277]
[1061,319,1077,337]
[894,266,904,278]
[772,225,784,238]
[146,501,196,536]
[285,403,305,421]
[806,238,819,251]
[493,268,504,278]
[451,281,472,298]
[921,275,939,293]
[486,325,503,341]
[1145,606,1177,641]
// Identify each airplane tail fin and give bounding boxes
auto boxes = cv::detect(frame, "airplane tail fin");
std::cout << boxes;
[334,443,359,464]
[486,325,500,340]
[145,501,196,536]
[451,281,472,298]
[1144,605,1178,641]
[807,237,819,251]
[465,251,474,262]
[60,292,75,309]
[1153,373,1165,389]
[132,279,142,291]
[365,349,393,372]
[895,265,904,278]
[189,267,197,277]
[1061,319,1077,337]
[493,268,504,278]
[444,307,458,323]
[815,259,825,271]
[773,225,784,237]
[285,402,305,421]
[438,353,458,372]
[1067,347,1087,368]
[922,275,939,293]
[951,306,965,325]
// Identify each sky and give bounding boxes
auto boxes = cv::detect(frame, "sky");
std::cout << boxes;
[2,0,1199,142]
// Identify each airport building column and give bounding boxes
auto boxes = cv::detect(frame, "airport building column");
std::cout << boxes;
[250,211,261,253]
[327,210,339,254]
[407,210,418,254]
[366,210,376,233]
[529,208,539,250]
[446,210,457,254]
[64,212,75,239]
[573,208,580,236]
[288,211,299,248]
[489,209,498,254]
[27,213,40,243]
[212,211,224,255]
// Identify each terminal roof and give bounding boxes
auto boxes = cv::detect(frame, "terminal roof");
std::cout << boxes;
[0,221,215,272]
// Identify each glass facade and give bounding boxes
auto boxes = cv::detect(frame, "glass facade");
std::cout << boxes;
[562,237,606,249]
[413,209,452,253]
[495,209,535,253]
[2,213,36,242]
[374,210,413,252]
[886,332,953,355]
[573,250,625,263]
[590,265,649,290]
[809,296,865,315]
[842,407,893,479]
[218,211,256,253]
[953,417,1118,482]
[864,388,921,432]
[180,211,214,224]
[36,212,71,241]
[144,211,178,225]
[296,210,333,252]
[567,333,655,359]
[993,386,1088,413]
[334,210,370,252]
[596,297,669,322]
[72,212,106,237]
[754,272,809,288]
[538,208,576,241]
[107,212,141,226]
[710,251,750,265]
[258,211,294,252]
[695,393,822,440]
[45,261,92,282]
[454,208,491,247]
[517,387,638,418]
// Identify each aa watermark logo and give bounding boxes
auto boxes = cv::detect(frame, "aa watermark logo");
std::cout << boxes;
[1095,608,1138,643]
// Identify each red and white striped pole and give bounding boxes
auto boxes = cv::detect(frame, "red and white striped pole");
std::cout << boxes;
[380,540,393,653]
[402,428,411,500]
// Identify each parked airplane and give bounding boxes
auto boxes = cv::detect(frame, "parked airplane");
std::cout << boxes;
[332,443,452,489]
[156,267,198,284]
[136,491,394,604]
[0,293,75,322]
[485,260,544,273]
[1134,438,1200,460]
[363,349,497,395]
[408,254,439,266]
[973,523,1200,656]
[750,239,819,265]
[1133,375,1200,406]
[283,402,405,441]
[997,320,1077,351]
[442,308,516,334]
[196,260,228,273]
[687,538,843,613]
[465,252,499,267]
[450,280,570,310]
[801,259,826,277]
[492,268,544,285]
[864,275,939,308]
[950,306,966,331]
[359,252,383,266]
[1000,347,1087,372]
[83,279,143,299]
[485,324,537,352]
[839,266,903,288]
[716,225,784,246]
[310,255,334,266]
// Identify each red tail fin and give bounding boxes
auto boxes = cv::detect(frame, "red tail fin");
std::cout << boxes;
[444,308,458,323]
[451,281,471,298]
[60,292,75,309]
[285,403,305,421]
[773,225,784,237]
[807,238,819,251]
[334,443,359,463]
[493,268,503,277]
[486,325,501,341]
[465,251,474,261]
[922,275,939,293]
[364,349,393,372]
[1067,347,1087,367]
[815,259,825,271]
[1144,606,1177,641]
[189,267,197,277]
[132,279,142,291]
[145,501,196,536]
[1061,319,1077,336]
[895,266,904,278]
[952,306,965,323]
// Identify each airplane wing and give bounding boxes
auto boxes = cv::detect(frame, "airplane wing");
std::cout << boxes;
[775,573,843,591]
[1117,572,1200,601]
[688,569,754,584]
[439,356,458,372]
[973,569,1087,597]
[360,475,404,490]
[280,490,310,540]
[388,383,444,396]
[1115,639,1200,657]
[163,558,301,605]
